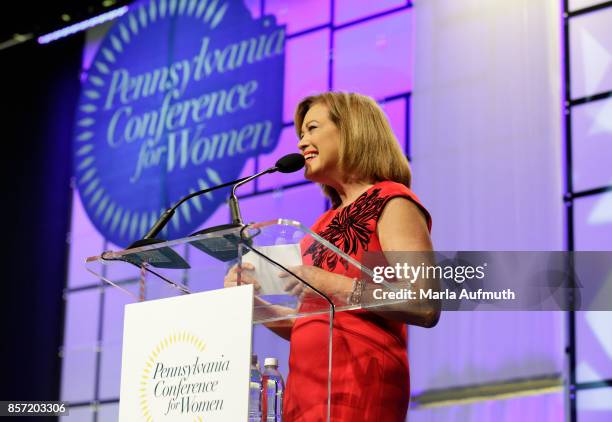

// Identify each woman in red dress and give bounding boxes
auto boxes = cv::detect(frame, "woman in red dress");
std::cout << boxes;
[226,92,439,421]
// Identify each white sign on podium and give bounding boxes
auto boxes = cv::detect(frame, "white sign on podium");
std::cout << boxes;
[118,284,254,421]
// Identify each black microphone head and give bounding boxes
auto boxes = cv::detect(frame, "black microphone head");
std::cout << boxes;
[275,153,305,173]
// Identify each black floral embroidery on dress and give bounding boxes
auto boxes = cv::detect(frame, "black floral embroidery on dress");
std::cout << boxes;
[305,188,387,271]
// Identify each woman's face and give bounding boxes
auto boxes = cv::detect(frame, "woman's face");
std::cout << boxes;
[297,103,341,185]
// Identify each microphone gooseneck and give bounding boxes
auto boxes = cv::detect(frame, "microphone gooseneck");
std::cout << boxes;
[230,153,306,225]
[128,153,306,249]
[130,175,250,248]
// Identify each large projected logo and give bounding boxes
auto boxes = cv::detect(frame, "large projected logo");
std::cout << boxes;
[73,0,285,246]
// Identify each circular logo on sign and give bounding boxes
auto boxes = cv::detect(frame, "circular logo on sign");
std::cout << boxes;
[140,332,224,421]
[73,0,285,246]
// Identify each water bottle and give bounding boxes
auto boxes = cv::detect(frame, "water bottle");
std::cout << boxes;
[248,355,262,422]
[262,357,285,422]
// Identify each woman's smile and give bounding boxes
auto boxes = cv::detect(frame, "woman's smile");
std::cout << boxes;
[303,150,319,162]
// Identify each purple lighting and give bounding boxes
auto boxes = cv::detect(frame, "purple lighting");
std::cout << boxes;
[265,0,331,35]
[333,10,414,99]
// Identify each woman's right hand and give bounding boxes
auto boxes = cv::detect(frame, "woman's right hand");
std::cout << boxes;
[223,262,260,292]
[225,262,294,340]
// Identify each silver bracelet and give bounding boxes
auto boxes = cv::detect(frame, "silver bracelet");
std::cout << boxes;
[349,278,365,305]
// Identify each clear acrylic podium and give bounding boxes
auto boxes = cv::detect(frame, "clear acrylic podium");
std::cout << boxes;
[85,219,415,421]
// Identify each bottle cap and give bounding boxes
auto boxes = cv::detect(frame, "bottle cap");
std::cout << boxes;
[264,357,278,367]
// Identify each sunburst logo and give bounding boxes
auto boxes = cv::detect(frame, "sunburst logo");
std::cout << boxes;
[73,0,285,247]
[139,331,232,421]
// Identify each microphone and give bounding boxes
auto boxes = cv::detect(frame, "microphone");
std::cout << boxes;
[275,153,306,173]
[188,153,305,261]
[229,153,305,225]
[127,153,305,249]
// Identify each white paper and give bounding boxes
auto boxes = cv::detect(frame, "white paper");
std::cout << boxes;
[241,244,303,295]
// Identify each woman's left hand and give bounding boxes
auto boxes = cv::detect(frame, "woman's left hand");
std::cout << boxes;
[279,265,353,299]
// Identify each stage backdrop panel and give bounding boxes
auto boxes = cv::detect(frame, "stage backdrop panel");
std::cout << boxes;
[67,192,104,289]
[573,192,612,250]
[60,289,101,403]
[60,405,95,422]
[571,98,612,192]
[381,96,409,155]
[409,312,565,391]
[98,286,135,400]
[283,29,330,123]
[334,0,407,25]
[409,392,564,421]
[577,387,612,421]
[576,312,612,384]
[569,7,612,100]
[570,1,611,12]
[410,0,565,404]
[265,0,331,35]
[333,9,414,99]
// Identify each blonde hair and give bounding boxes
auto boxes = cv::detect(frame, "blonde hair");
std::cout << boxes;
[294,92,412,207]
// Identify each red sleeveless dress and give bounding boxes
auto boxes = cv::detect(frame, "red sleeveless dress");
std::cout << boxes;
[283,181,432,422]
